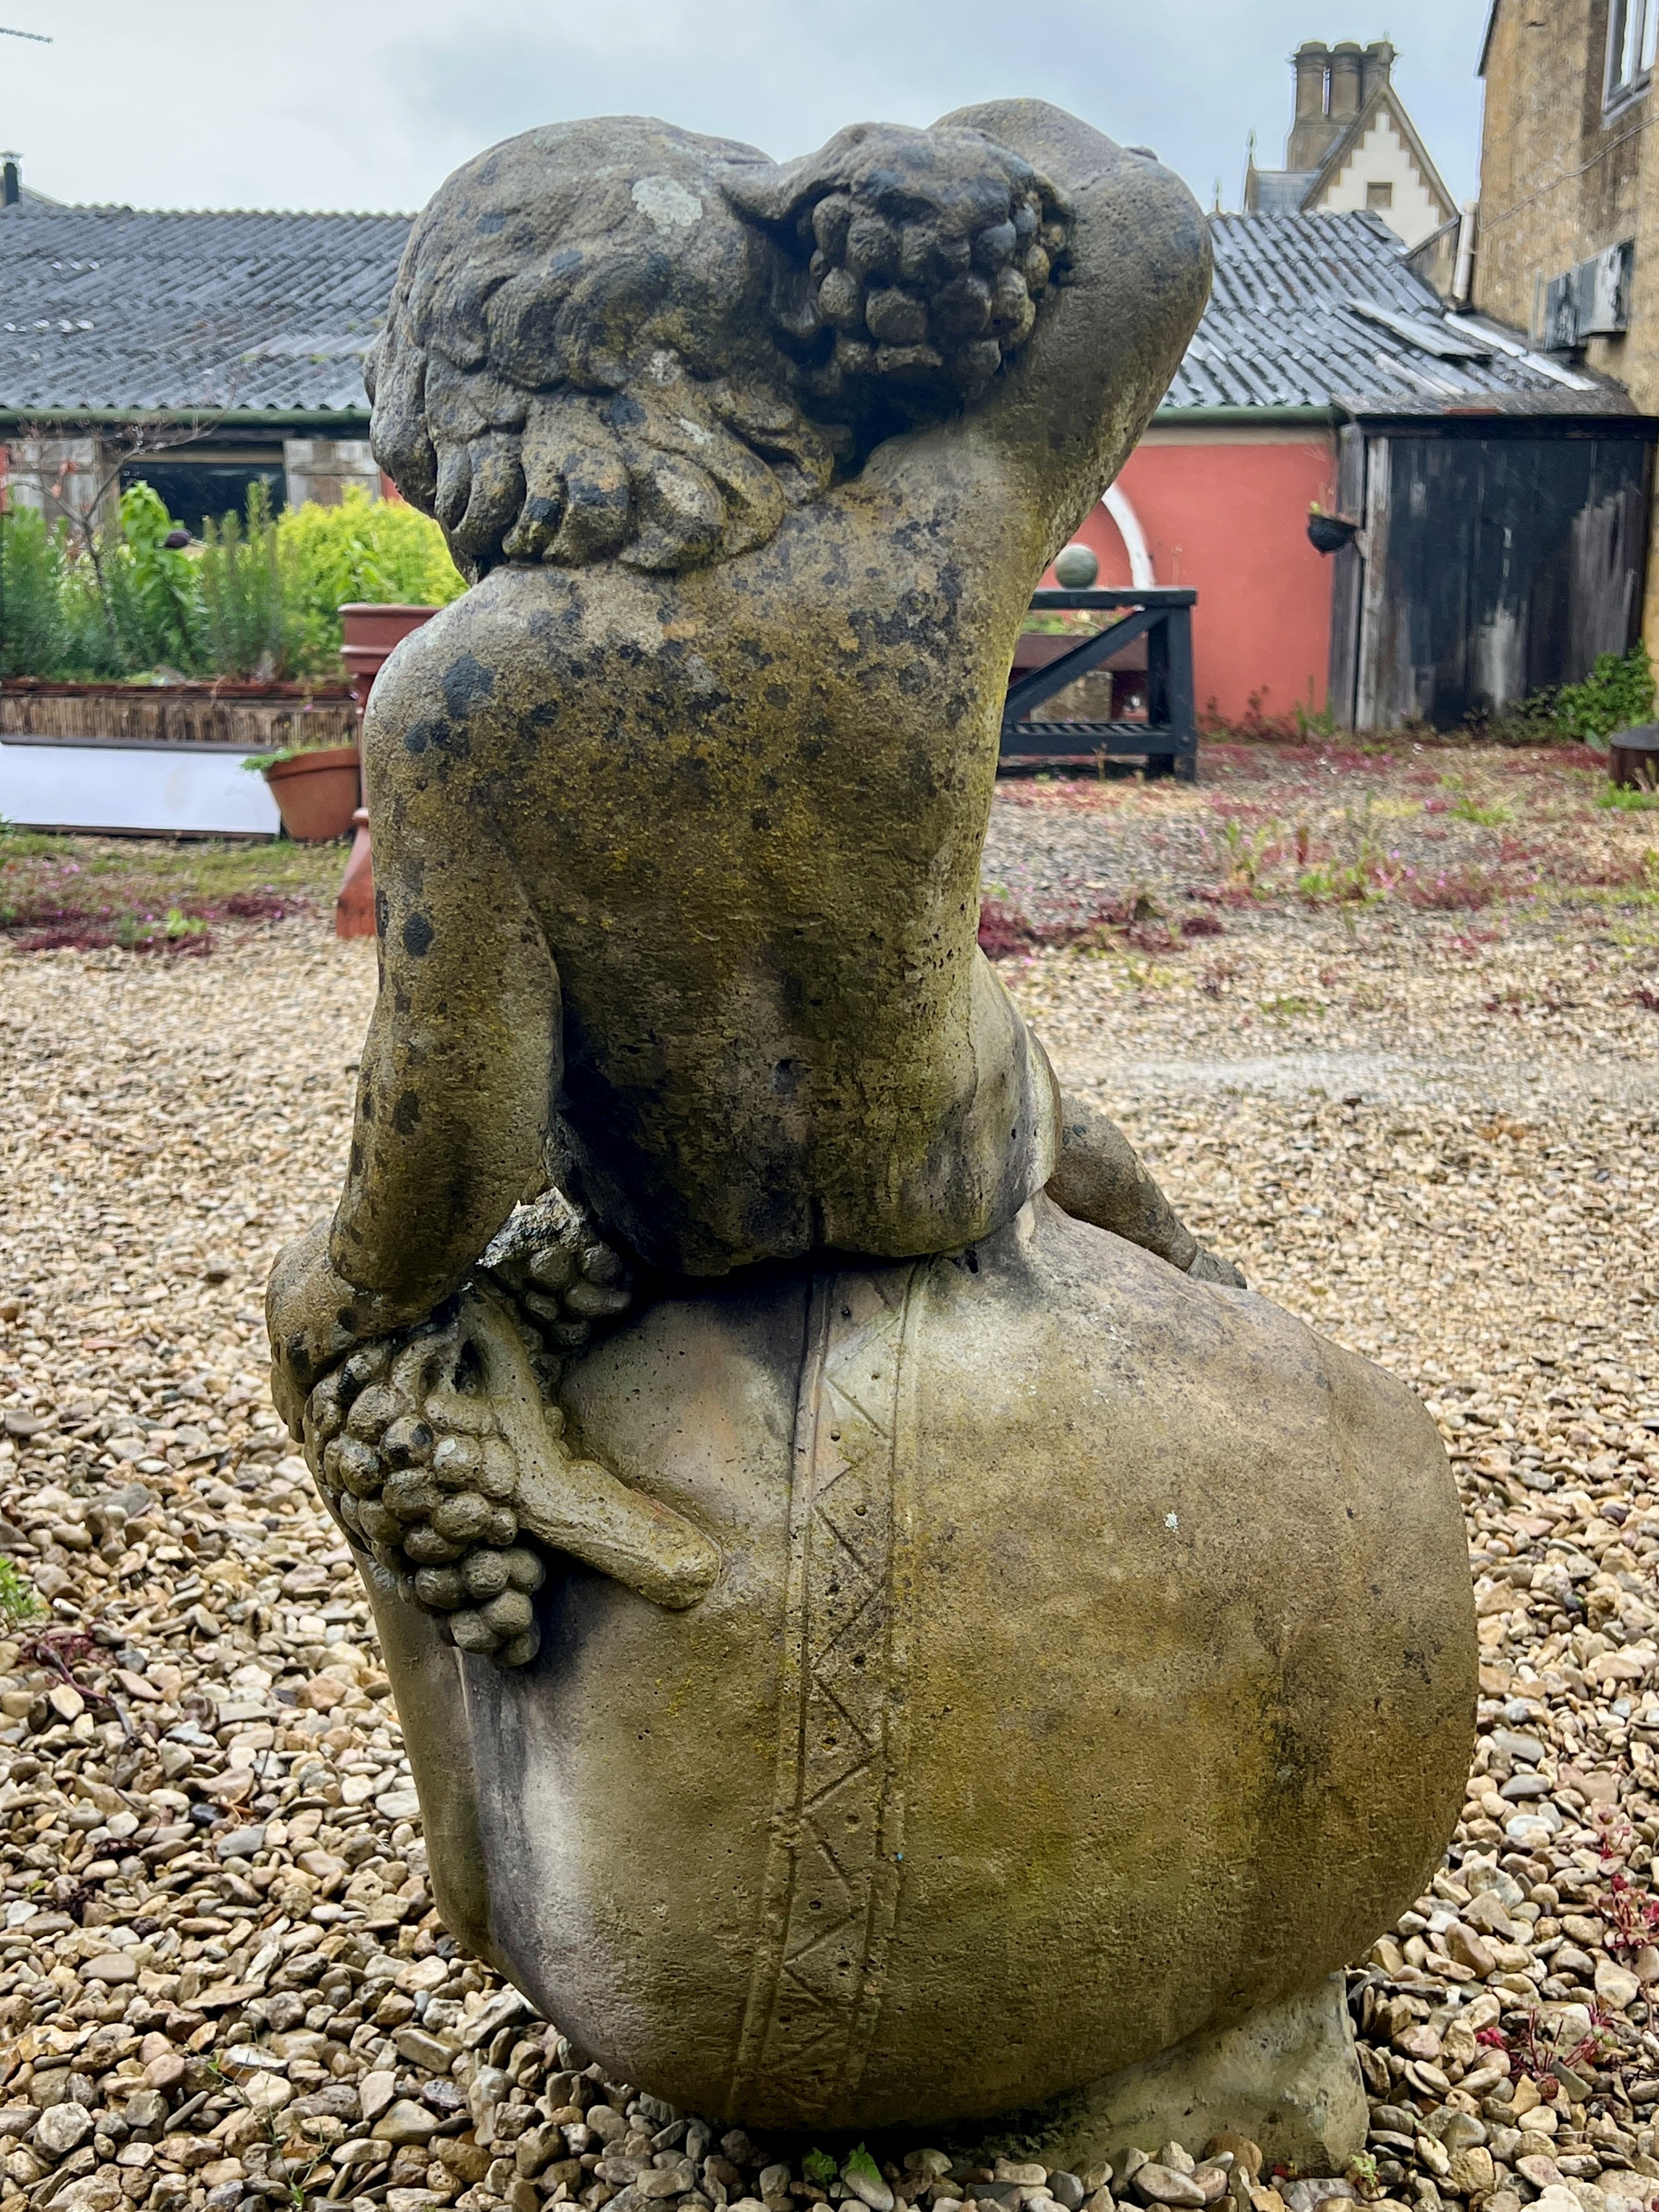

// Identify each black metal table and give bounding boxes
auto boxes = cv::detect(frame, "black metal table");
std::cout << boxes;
[1000,586,1198,782]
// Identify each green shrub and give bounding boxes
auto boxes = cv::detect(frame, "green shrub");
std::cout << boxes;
[1,482,463,683]
[105,482,204,673]
[277,486,464,671]
[1556,643,1655,745]
[0,505,72,678]
[198,483,308,680]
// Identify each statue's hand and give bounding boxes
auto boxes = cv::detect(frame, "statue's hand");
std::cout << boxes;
[267,1225,409,1440]
[300,1268,720,1669]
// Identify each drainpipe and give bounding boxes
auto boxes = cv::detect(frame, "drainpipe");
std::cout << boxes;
[1452,200,1478,307]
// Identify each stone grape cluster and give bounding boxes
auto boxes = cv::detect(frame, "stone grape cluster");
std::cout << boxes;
[776,165,1073,407]
[300,1193,633,1669]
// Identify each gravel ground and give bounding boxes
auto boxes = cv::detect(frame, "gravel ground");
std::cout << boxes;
[1,744,1658,2212]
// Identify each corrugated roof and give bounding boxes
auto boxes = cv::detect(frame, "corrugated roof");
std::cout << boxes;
[0,200,409,416]
[0,196,1635,427]
[1163,210,1635,417]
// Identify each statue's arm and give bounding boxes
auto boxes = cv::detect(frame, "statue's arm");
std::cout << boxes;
[327,814,558,1313]
[267,701,559,1430]
[919,101,1210,562]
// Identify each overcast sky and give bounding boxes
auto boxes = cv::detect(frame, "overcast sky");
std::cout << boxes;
[3,1,1488,218]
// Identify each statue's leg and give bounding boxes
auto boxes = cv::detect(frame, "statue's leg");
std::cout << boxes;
[1046,1092,1246,1286]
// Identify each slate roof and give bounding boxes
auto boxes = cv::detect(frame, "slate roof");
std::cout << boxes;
[1247,171,1320,217]
[1163,211,1636,417]
[0,200,409,417]
[0,196,1636,429]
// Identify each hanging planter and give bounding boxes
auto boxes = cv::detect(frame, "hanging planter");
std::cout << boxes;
[1307,511,1360,556]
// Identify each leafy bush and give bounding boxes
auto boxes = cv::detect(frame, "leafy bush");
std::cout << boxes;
[0,481,462,682]
[106,482,203,672]
[1555,644,1655,745]
[278,486,464,669]
[198,483,303,680]
[0,506,71,678]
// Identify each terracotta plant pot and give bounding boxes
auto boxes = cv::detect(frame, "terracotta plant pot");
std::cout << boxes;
[335,604,442,929]
[339,602,441,715]
[262,745,361,843]
[335,808,376,938]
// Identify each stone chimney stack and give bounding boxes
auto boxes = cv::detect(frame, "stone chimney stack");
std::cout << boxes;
[1360,39,1396,104]
[1328,41,1364,124]
[1294,41,1329,123]
[1287,41,1339,169]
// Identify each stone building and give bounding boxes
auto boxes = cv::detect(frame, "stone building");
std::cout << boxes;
[0,178,407,536]
[1245,40,1459,252]
[1473,0,1659,637]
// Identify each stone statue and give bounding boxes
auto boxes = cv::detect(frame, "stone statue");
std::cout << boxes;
[269,104,1475,2161]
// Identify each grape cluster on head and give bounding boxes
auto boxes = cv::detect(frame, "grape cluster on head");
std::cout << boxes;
[745,127,1075,414]
[300,1193,633,1669]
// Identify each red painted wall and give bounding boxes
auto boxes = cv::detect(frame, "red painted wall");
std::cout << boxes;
[1047,434,1340,728]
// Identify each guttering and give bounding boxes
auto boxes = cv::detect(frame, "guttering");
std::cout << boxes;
[1152,404,1340,425]
[0,407,372,432]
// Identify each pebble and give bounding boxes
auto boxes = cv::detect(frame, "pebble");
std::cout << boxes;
[1132,2166,1207,2207]
[374,2097,441,2146]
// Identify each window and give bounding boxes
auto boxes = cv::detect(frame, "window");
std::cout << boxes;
[1608,0,1659,103]
[1367,181,1395,210]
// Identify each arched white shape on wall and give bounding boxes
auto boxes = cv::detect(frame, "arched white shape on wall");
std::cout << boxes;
[1103,484,1155,589]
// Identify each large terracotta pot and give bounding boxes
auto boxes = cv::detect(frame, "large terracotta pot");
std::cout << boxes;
[335,606,440,935]
[339,602,439,715]
[358,1197,1474,2139]
[262,745,361,843]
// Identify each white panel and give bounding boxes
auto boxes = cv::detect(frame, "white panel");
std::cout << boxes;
[0,743,282,837]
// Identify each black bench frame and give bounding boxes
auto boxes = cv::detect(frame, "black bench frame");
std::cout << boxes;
[1000,586,1198,782]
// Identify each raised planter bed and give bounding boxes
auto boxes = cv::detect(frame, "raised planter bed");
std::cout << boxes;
[0,680,357,750]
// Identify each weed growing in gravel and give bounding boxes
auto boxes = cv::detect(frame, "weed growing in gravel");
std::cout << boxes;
[0,1557,38,1626]
[1449,795,1514,827]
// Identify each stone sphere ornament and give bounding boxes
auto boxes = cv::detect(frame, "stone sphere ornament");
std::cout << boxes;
[269,97,1475,2168]
[1053,541,1100,588]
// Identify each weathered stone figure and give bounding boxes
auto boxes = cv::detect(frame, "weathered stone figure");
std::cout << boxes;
[270,103,1475,2161]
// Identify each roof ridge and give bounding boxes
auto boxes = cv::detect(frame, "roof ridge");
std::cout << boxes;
[4,201,414,220]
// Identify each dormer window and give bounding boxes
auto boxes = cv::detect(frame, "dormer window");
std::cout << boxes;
[1608,0,1658,104]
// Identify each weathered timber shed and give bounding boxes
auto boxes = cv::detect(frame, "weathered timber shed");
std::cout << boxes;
[1066,212,1656,730]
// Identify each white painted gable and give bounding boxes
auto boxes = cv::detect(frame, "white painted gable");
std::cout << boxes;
[1312,104,1452,248]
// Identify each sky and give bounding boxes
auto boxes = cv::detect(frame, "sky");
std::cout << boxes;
[0,1,1489,218]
